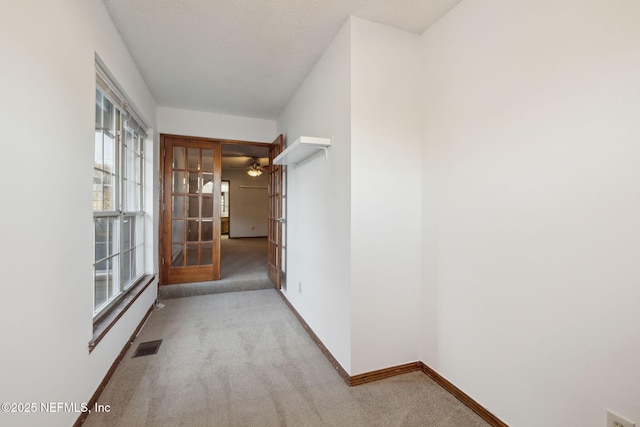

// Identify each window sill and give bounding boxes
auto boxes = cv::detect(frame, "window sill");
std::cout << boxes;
[89,274,156,353]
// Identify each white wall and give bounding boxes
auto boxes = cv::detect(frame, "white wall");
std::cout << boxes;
[0,1,158,426]
[221,169,269,238]
[278,17,424,376]
[420,1,640,426]
[277,19,353,372]
[350,17,422,374]
[158,106,276,143]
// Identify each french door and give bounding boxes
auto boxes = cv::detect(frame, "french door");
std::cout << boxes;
[268,135,284,289]
[161,135,222,284]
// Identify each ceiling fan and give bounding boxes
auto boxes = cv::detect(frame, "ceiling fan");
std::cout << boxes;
[246,158,265,177]
[224,156,268,177]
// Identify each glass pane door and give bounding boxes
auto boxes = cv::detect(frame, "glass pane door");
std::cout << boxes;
[268,135,283,289]
[162,137,221,284]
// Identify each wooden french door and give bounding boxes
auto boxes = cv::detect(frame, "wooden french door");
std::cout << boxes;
[161,135,222,284]
[268,135,284,289]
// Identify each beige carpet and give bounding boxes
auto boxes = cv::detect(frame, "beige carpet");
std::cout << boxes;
[159,237,273,299]
[84,289,489,427]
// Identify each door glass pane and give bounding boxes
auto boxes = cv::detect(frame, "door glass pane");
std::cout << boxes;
[187,220,199,241]
[201,220,213,241]
[172,196,185,218]
[202,196,213,217]
[188,172,199,194]
[167,143,219,274]
[173,146,186,169]
[172,220,185,242]
[173,172,187,193]
[187,197,199,218]
[201,243,212,265]
[188,148,199,170]
[171,244,184,267]
[186,244,199,266]
[202,173,213,194]
[273,195,279,217]
[202,149,213,172]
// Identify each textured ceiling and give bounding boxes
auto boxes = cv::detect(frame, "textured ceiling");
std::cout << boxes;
[103,0,462,120]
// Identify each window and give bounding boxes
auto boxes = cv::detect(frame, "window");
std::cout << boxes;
[93,67,147,320]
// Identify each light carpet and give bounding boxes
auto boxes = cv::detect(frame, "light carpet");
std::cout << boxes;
[84,289,489,427]
[159,237,273,299]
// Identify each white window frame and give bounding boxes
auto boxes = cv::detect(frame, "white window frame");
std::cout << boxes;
[93,62,148,321]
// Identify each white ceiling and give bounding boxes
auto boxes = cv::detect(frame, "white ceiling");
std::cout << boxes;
[103,0,462,120]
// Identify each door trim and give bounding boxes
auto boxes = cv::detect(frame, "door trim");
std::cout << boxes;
[161,133,273,148]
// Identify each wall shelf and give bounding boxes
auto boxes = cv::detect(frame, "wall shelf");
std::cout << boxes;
[273,136,331,166]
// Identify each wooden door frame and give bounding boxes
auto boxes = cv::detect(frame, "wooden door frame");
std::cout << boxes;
[158,134,273,285]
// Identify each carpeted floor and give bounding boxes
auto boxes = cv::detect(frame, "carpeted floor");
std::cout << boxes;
[159,237,273,299]
[84,289,489,427]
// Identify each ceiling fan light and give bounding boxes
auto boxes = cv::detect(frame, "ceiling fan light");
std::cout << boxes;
[247,163,263,177]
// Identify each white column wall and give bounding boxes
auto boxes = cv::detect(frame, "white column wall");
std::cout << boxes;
[0,1,158,426]
[277,20,353,371]
[350,17,422,374]
[420,1,640,426]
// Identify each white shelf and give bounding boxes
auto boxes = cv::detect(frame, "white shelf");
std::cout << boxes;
[273,136,331,165]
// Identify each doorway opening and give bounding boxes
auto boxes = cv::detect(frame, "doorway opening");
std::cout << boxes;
[219,142,270,286]
[158,134,282,296]
[221,143,269,239]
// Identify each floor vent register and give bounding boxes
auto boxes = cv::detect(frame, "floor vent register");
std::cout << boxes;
[132,340,162,358]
